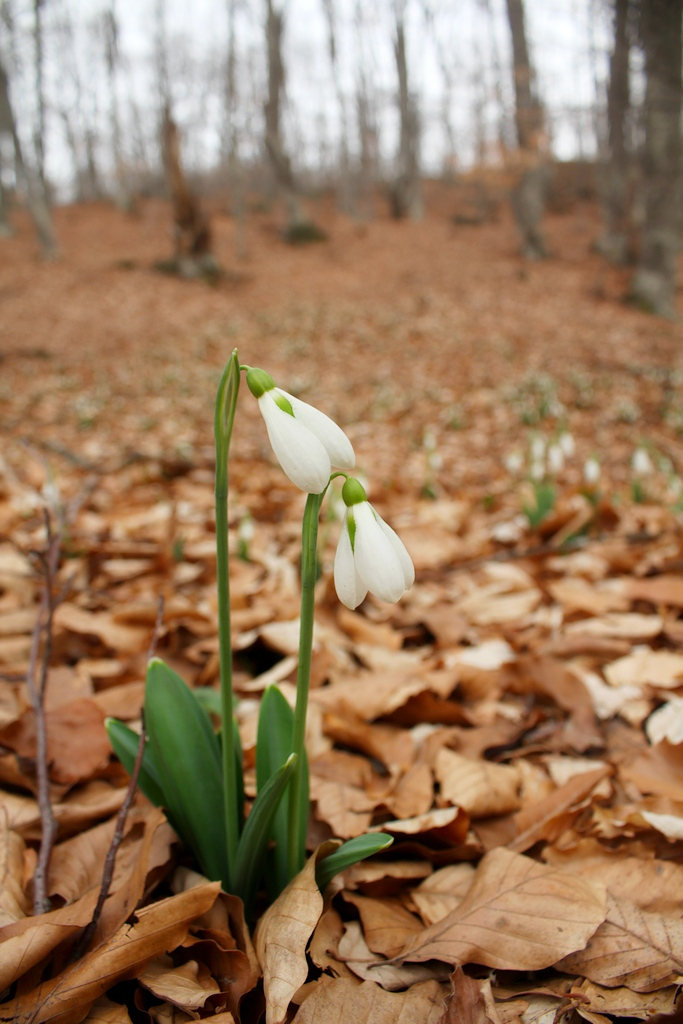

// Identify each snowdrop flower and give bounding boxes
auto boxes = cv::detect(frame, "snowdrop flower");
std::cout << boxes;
[530,458,545,482]
[583,457,601,486]
[559,432,575,458]
[547,443,565,475]
[530,436,546,463]
[632,447,653,477]
[246,368,355,493]
[504,451,524,475]
[334,477,414,609]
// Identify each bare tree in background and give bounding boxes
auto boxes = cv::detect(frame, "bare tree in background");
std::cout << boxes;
[56,6,103,203]
[264,0,308,235]
[0,55,56,255]
[104,2,132,212]
[505,0,548,258]
[629,0,683,317]
[33,0,47,190]
[162,105,216,278]
[596,0,633,264]
[322,0,353,214]
[390,0,422,219]
[222,0,247,258]
[422,2,458,180]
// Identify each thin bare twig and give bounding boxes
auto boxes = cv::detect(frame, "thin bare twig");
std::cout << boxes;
[26,510,62,915]
[69,713,147,963]
[69,594,165,962]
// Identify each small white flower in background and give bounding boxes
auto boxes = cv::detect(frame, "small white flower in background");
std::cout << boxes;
[334,477,414,609]
[530,458,545,481]
[504,451,524,475]
[530,436,546,462]
[547,443,565,476]
[583,457,601,486]
[558,432,575,458]
[246,367,355,493]
[632,447,653,477]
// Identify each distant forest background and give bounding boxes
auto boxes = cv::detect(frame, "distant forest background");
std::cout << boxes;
[0,0,681,317]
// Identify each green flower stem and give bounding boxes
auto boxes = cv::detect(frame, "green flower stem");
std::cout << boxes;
[288,489,325,879]
[214,349,241,888]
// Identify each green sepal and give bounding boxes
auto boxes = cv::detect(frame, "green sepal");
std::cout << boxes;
[105,717,167,811]
[256,685,309,897]
[144,658,228,887]
[233,753,297,914]
[315,834,394,892]
[245,366,275,399]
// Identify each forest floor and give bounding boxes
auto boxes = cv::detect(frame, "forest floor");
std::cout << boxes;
[1,190,683,1024]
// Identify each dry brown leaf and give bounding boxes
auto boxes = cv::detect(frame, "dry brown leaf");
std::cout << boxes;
[626,575,683,609]
[508,765,612,853]
[383,762,434,820]
[457,584,541,626]
[573,979,677,1020]
[81,995,134,1022]
[371,806,470,846]
[440,967,501,1024]
[343,892,424,958]
[548,578,629,616]
[308,907,357,980]
[292,975,447,1023]
[337,920,445,990]
[604,650,683,690]
[557,893,683,992]
[54,603,148,654]
[0,698,112,786]
[0,814,28,926]
[0,888,100,992]
[138,955,221,1012]
[0,882,220,1023]
[397,846,606,970]
[254,847,326,1024]
[435,749,521,818]
[411,864,477,926]
[309,777,376,838]
[565,613,663,640]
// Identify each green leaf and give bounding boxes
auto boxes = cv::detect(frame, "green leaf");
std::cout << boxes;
[233,753,297,914]
[144,658,228,887]
[105,717,167,810]
[193,688,244,832]
[315,834,395,892]
[193,686,223,717]
[256,685,309,897]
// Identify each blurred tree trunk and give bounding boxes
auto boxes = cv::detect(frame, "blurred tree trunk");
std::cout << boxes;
[322,0,354,214]
[354,0,378,221]
[505,0,548,259]
[223,0,247,259]
[32,0,46,191]
[0,56,56,256]
[596,0,633,264]
[104,3,132,212]
[390,1,422,219]
[629,0,683,317]
[264,0,306,232]
[0,159,11,236]
[162,106,216,278]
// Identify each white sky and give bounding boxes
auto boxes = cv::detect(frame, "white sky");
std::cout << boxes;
[3,0,613,195]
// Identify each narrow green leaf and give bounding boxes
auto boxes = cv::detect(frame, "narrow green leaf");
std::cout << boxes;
[193,686,223,717]
[105,717,167,809]
[144,658,228,887]
[256,685,309,896]
[233,753,297,913]
[315,834,394,892]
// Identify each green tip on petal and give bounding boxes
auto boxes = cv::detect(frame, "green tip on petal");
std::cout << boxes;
[273,392,295,417]
[342,477,367,507]
[246,367,276,398]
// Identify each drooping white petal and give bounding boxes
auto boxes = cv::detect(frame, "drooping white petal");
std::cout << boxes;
[352,502,406,603]
[375,515,415,590]
[334,511,367,609]
[258,393,331,493]
[278,389,355,470]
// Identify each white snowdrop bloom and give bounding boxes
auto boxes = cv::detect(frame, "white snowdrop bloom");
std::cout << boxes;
[583,457,601,485]
[632,447,653,477]
[559,432,575,458]
[334,478,414,609]
[530,458,545,482]
[530,436,546,462]
[246,368,355,493]
[504,451,524,475]
[547,444,565,475]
